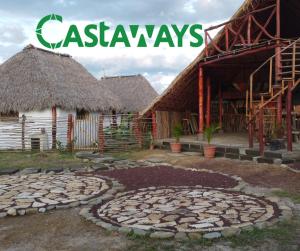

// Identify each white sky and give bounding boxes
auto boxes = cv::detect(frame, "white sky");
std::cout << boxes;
[0,0,244,94]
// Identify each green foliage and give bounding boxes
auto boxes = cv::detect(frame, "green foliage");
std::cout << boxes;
[56,140,65,152]
[204,124,220,144]
[172,123,183,143]
[272,190,300,203]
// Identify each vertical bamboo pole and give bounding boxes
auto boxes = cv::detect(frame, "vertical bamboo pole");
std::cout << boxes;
[206,77,211,128]
[98,114,104,153]
[259,108,264,155]
[286,81,293,152]
[198,67,204,135]
[218,82,223,129]
[51,106,57,149]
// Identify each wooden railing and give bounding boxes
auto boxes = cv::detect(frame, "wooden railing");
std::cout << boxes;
[246,37,300,153]
[204,4,277,57]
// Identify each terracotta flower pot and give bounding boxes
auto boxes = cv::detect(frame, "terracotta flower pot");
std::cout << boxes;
[170,142,182,153]
[204,145,216,159]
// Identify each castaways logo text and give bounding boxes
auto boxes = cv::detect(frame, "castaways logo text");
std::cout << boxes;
[36,14,204,49]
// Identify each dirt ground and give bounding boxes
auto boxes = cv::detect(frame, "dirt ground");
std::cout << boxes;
[0,149,300,251]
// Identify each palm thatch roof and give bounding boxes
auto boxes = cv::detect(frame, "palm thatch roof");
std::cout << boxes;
[141,0,270,116]
[99,75,158,112]
[0,44,121,113]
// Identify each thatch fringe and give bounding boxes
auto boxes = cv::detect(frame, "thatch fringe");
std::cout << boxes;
[0,45,121,113]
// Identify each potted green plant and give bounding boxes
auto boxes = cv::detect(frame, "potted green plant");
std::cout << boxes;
[203,124,220,158]
[170,123,183,153]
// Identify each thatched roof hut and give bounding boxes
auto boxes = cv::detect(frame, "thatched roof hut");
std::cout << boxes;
[99,75,158,112]
[0,44,121,113]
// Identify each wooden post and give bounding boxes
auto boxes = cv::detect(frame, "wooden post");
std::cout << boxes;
[218,82,223,129]
[198,67,204,134]
[286,81,293,151]
[133,113,142,148]
[277,92,282,126]
[258,108,264,155]
[21,114,26,151]
[67,114,73,152]
[247,15,252,45]
[206,77,211,128]
[275,0,282,126]
[248,122,254,148]
[51,106,57,149]
[151,111,157,140]
[98,114,104,153]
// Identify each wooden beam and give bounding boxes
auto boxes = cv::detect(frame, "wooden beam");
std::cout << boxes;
[206,77,211,127]
[198,67,204,134]
[200,44,276,66]
[286,81,293,151]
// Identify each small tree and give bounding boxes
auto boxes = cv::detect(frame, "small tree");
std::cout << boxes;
[204,124,220,145]
[172,124,183,143]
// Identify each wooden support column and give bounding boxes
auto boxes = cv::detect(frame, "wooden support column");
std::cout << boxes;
[275,0,282,126]
[277,92,282,126]
[206,77,211,128]
[248,122,254,148]
[51,106,57,149]
[98,114,104,153]
[258,108,264,155]
[151,111,157,140]
[286,81,293,151]
[67,114,74,152]
[198,67,204,134]
[218,82,223,129]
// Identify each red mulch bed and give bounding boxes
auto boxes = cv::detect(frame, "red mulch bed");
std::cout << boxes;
[94,166,238,191]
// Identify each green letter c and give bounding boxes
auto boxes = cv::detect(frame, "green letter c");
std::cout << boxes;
[36,14,63,49]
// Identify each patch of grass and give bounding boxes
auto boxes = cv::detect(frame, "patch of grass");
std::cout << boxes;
[0,151,83,170]
[272,190,300,204]
[225,221,298,248]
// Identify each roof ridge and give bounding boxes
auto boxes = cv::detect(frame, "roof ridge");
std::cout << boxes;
[101,74,141,79]
[23,44,71,58]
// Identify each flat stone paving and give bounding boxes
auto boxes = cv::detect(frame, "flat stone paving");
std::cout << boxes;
[95,186,278,233]
[0,173,110,217]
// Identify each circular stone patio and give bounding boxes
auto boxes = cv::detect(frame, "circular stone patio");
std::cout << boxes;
[92,186,279,235]
[0,173,111,217]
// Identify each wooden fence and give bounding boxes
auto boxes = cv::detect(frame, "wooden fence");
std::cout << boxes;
[0,114,152,152]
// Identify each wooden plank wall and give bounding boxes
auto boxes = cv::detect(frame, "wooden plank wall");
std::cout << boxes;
[156,111,184,139]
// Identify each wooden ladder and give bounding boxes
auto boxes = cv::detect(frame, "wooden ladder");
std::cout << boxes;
[246,38,300,154]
